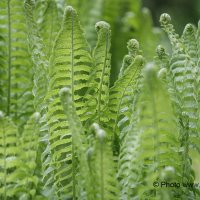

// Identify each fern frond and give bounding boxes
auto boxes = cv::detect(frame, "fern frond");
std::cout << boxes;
[107,40,144,156]
[0,0,33,126]
[118,65,194,199]
[39,0,60,58]
[86,21,111,125]
[182,24,198,64]
[0,111,19,199]
[160,13,199,152]
[60,87,92,199]
[25,0,49,114]
[48,5,93,118]
[17,112,46,199]
[46,6,93,198]
[88,123,119,200]
[155,45,170,69]
[24,1,54,197]
[197,20,200,59]
[155,45,182,117]
[118,39,141,77]
[108,53,144,153]
[160,13,184,53]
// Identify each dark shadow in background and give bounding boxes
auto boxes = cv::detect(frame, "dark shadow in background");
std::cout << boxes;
[142,0,200,33]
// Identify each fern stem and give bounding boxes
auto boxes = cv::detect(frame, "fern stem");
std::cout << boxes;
[2,119,7,200]
[72,140,76,199]
[100,140,104,200]
[71,11,74,102]
[71,11,76,199]
[149,79,159,198]
[7,0,11,116]
[48,3,54,57]
[98,32,109,123]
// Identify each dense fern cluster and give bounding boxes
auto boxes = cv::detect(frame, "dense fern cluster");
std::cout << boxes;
[0,0,200,199]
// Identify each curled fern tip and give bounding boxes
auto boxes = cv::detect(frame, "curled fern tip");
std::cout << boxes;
[64,6,76,16]
[135,55,145,65]
[184,24,195,34]
[160,13,171,25]
[127,39,139,52]
[95,21,110,32]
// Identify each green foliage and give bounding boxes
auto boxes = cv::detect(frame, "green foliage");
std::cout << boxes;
[160,13,200,152]
[118,65,195,199]
[18,112,44,199]
[39,0,60,58]
[59,0,161,84]
[24,0,49,114]
[0,0,33,127]
[0,0,200,200]
[90,21,111,125]
[0,111,19,199]
[87,123,119,200]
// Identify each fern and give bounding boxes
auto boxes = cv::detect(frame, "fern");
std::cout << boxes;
[60,87,92,199]
[24,0,49,114]
[88,123,119,200]
[0,111,19,199]
[46,6,93,198]
[17,112,45,199]
[107,45,144,153]
[160,13,199,152]
[197,20,200,59]
[86,21,111,125]
[0,0,33,127]
[39,0,60,58]
[1,2,200,200]
[24,1,54,198]
[93,21,111,115]
[182,24,198,64]
[118,65,195,199]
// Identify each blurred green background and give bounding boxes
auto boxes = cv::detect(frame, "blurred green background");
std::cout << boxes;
[143,0,200,33]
